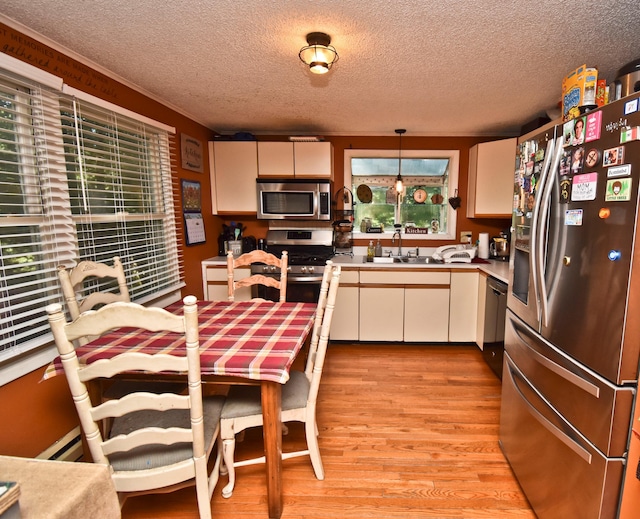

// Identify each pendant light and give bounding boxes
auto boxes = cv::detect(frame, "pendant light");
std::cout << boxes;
[395,129,406,193]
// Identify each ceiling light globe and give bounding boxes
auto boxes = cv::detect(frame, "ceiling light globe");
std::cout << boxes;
[310,62,329,74]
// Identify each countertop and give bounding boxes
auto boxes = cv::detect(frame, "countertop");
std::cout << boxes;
[202,255,510,284]
[331,255,510,284]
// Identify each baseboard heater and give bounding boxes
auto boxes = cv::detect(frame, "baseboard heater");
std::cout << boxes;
[37,426,83,462]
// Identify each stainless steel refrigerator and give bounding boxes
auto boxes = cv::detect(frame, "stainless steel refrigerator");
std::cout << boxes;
[500,92,640,519]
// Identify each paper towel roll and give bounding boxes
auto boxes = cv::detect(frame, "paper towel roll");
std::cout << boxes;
[478,233,490,259]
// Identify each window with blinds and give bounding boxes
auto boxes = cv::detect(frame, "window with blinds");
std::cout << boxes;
[0,67,181,363]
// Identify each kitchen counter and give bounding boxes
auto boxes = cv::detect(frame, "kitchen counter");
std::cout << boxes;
[202,255,510,284]
[331,255,510,284]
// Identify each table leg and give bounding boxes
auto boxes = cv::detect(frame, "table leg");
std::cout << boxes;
[261,380,283,519]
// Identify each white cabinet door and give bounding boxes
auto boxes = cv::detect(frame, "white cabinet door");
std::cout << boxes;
[330,269,359,340]
[331,286,359,340]
[359,287,404,341]
[449,271,479,342]
[293,142,333,178]
[257,142,294,177]
[467,138,516,218]
[209,141,258,213]
[201,264,252,301]
[404,286,450,342]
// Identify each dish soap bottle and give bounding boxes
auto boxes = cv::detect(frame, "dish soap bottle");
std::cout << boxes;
[375,239,382,257]
[367,240,375,262]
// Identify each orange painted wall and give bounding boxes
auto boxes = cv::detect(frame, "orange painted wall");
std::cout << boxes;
[0,22,511,457]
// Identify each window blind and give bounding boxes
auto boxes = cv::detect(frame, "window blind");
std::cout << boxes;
[0,66,182,363]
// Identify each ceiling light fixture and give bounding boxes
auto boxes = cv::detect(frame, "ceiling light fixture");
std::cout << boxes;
[395,129,406,193]
[299,32,339,75]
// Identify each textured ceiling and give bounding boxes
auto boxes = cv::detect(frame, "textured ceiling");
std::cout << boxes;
[2,1,640,137]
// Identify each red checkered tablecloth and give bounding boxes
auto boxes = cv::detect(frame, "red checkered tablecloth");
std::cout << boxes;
[43,300,316,384]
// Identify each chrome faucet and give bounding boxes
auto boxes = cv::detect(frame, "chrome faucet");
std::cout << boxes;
[392,228,402,256]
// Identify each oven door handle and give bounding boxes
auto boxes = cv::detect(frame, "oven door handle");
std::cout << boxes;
[288,275,325,283]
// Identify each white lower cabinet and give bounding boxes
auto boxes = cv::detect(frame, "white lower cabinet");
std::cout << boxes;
[359,287,404,341]
[201,260,490,345]
[404,286,450,342]
[449,271,479,342]
[358,269,451,342]
[201,263,251,301]
[330,269,359,340]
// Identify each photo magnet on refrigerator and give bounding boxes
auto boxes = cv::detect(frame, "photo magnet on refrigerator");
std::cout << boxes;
[620,127,640,143]
[624,98,639,115]
[605,178,632,202]
[560,178,572,203]
[564,209,583,226]
[603,146,625,167]
[585,111,602,143]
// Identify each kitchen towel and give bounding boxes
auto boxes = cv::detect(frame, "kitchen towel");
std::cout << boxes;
[478,233,490,259]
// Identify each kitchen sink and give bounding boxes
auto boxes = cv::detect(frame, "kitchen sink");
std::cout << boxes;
[366,256,444,264]
[393,256,443,264]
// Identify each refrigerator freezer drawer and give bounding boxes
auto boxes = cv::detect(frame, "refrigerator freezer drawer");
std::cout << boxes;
[500,353,624,519]
[505,310,634,457]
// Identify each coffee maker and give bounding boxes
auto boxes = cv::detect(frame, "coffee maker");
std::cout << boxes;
[490,230,510,261]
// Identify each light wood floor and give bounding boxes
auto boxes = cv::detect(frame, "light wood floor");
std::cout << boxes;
[121,343,535,518]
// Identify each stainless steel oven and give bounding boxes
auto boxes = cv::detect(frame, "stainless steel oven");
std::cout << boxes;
[251,228,334,303]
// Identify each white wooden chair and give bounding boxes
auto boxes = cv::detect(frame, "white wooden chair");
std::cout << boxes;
[46,296,225,519]
[58,257,130,330]
[218,264,341,498]
[226,249,288,302]
[57,257,185,400]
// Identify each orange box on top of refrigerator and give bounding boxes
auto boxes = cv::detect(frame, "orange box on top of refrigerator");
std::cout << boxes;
[562,64,598,121]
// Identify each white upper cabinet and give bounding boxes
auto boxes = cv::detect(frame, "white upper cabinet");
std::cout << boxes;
[257,142,294,177]
[209,141,258,214]
[293,142,333,178]
[467,138,516,218]
[257,141,333,179]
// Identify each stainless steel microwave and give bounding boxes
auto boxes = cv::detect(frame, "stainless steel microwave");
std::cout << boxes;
[256,179,332,221]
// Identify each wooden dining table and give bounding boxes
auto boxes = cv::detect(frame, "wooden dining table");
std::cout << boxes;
[43,299,316,519]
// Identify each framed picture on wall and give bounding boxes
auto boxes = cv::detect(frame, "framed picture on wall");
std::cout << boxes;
[181,133,203,173]
[181,179,202,213]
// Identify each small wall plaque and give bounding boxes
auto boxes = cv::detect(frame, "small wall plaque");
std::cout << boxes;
[181,134,203,173]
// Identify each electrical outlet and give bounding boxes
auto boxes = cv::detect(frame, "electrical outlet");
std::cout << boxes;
[460,231,472,244]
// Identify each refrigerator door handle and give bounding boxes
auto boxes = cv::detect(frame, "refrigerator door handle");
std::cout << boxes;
[505,356,593,464]
[529,138,556,324]
[512,321,600,398]
[536,135,564,327]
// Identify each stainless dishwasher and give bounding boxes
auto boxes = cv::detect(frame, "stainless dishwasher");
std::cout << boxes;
[483,276,507,379]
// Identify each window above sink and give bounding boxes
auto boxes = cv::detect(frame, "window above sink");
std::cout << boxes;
[344,148,459,240]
